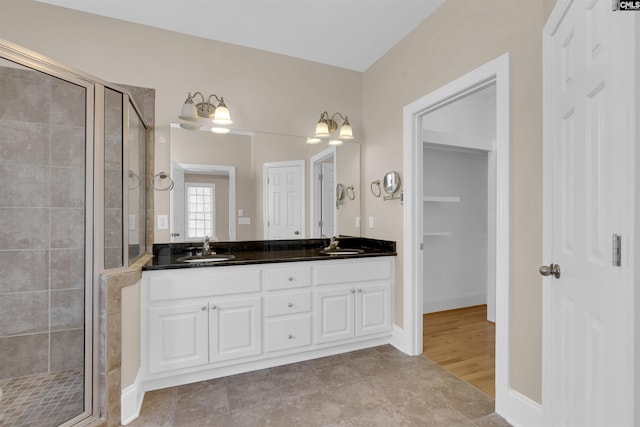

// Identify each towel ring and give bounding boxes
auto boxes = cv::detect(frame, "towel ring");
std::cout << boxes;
[346,185,355,200]
[152,171,174,191]
[128,170,139,190]
[370,180,381,198]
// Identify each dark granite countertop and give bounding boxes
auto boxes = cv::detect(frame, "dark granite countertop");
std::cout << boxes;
[143,237,396,271]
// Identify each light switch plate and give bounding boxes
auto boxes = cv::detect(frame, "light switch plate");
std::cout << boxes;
[157,214,168,230]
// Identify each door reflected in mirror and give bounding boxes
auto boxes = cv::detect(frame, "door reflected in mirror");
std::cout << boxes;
[168,126,361,242]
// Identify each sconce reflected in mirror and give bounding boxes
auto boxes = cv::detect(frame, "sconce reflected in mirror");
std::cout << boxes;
[307,111,354,146]
[178,91,233,134]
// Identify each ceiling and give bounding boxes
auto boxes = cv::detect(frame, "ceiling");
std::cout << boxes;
[35,0,446,72]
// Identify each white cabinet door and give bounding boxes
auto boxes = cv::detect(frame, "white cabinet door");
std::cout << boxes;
[210,297,262,362]
[356,284,392,337]
[314,287,355,344]
[148,302,209,373]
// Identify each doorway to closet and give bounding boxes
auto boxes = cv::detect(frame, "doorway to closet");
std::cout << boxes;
[420,82,496,396]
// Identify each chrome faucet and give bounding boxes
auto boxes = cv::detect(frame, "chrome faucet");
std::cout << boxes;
[202,236,212,256]
[324,236,340,251]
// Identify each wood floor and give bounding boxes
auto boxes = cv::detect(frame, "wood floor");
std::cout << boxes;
[423,305,495,397]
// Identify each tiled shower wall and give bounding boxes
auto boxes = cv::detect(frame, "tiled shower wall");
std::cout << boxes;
[0,65,85,379]
[104,88,124,269]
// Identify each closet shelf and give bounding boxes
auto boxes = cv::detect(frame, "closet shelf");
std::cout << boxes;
[423,196,460,203]
[424,232,453,236]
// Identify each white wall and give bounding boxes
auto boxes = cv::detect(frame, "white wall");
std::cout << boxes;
[422,146,488,313]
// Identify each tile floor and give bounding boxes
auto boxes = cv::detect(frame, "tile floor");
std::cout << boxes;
[0,368,84,427]
[127,345,511,426]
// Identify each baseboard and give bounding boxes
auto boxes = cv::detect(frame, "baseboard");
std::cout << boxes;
[423,292,486,313]
[121,370,144,426]
[496,387,544,427]
[390,324,412,355]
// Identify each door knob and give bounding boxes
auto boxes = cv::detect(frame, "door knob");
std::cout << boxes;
[539,263,561,279]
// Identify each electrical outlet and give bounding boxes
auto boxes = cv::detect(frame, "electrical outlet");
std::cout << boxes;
[355,216,360,228]
[368,216,374,229]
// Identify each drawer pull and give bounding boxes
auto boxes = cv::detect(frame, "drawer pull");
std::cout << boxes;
[287,302,293,308]
[288,334,293,339]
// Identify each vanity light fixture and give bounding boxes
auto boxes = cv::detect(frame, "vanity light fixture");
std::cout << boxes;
[307,111,354,145]
[179,91,233,125]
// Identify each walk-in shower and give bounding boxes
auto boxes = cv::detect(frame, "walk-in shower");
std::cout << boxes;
[0,41,148,426]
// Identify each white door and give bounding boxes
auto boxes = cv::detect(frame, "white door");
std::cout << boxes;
[544,1,634,425]
[321,161,336,236]
[170,163,185,242]
[147,303,209,373]
[314,287,355,344]
[356,283,392,337]
[209,297,262,362]
[264,161,305,239]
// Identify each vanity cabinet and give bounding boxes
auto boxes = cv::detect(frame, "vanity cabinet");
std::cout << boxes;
[314,261,393,344]
[141,257,394,391]
[147,296,261,374]
[147,302,209,373]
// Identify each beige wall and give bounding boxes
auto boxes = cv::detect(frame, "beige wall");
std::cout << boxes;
[0,0,363,243]
[362,0,556,402]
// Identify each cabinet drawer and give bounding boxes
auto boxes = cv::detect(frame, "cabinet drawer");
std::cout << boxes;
[265,292,311,317]
[148,269,261,301]
[314,259,392,285]
[264,265,311,290]
[265,315,312,353]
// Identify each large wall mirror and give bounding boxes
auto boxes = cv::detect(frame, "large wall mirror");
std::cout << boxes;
[168,126,361,242]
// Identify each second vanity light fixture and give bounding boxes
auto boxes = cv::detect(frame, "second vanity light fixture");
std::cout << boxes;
[178,91,233,134]
[306,111,354,146]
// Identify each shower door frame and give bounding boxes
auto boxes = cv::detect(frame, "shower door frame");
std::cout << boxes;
[0,38,131,425]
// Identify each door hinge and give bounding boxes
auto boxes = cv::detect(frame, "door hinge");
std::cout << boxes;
[319,221,323,228]
[319,173,323,181]
[419,242,424,250]
[612,234,621,267]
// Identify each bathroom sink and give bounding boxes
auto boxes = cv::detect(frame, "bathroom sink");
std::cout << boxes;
[319,249,365,256]
[176,254,236,263]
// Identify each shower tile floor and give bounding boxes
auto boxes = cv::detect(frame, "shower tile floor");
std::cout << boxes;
[0,368,83,427]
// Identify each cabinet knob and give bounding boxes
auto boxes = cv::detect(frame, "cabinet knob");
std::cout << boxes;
[287,302,293,308]
[210,305,217,310]
[357,289,363,293]
[288,334,293,339]
[288,276,294,282]
[350,289,355,294]
[201,306,207,311]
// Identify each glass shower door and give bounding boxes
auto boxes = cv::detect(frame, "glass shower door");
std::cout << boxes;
[0,57,90,426]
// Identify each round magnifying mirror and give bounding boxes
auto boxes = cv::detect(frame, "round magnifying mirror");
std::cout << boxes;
[382,171,401,195]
